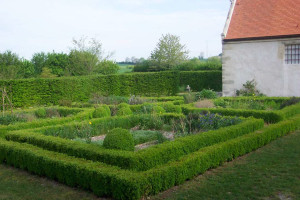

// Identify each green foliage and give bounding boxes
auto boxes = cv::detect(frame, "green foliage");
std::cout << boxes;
[150,34,189,70]
[152,106,166,114]
[180,71,222,92]
[97,60,120,75]
[117,106,133,116]
[175,57,222,71]
[0,71,182,107]
[196,89,217,99]
[0,114,27,125]
[131,130,167,145]
[31,52,47,75]
[34,108,47,118]
[39,67,57,78]
[161,103,182,113]
[280,97,300,109]
[236,79,264,96]
[213,98,227,108]
[103,128,135,151]
[92,105,111,118]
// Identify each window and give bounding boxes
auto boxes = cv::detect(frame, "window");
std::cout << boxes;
[285,44,300,64]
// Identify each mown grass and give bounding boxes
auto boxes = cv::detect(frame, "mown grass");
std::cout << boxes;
[0,131,299,200]
[152,131,300,200]
[117,64,133,74]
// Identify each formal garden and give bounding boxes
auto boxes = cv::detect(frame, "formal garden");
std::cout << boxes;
[0,71,300,200]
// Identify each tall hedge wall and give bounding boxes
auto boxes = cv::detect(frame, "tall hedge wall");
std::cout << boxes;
[179,70,222,92]
[0,71,221,107]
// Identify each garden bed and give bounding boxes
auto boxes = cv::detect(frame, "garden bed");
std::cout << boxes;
[1,96,300,200]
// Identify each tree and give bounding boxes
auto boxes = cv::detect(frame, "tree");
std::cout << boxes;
[96,60,120,75]
[67,36,114,76]
[150,34,189,70]
[31,52,47,75]
[46,52,69,77]
[39,67,57,78]
[0,51,23,79]
[67,50,98,76]
[20,59,35,78]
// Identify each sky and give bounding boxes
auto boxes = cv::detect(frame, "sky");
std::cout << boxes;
[0,0,231,61]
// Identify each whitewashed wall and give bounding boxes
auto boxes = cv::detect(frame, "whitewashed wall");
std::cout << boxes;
[222,38,300,97]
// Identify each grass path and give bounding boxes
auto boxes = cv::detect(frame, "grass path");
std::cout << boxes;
[0,131,299,200]
[152,131,300,200]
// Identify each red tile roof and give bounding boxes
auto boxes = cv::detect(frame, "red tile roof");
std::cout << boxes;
[225,0,300,40]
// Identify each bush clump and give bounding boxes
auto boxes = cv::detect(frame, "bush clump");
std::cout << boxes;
[92,105,111,118]
[117,103,133,116]
[196,89,217,99]
[152,106,166,114]
[162,103,182,113]
[103,128,135,151]
[34,108,47,118]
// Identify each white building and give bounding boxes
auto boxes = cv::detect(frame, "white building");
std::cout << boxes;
[222,0,300,97]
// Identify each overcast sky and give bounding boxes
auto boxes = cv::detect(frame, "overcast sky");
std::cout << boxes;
[0,0,230,61]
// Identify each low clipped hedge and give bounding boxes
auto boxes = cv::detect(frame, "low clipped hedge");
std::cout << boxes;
[182,102,300,124]
[0,139,145,200]
[143,113,300,195]
[0,108,92,137]
[103,128,135,151]
[182,106,282,123]
[6,118,263,171]
[2,114,300,200]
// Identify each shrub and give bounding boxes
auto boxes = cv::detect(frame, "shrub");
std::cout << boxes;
[45,108,60,118]
[92,105,111,118]
[58,99,72,107]
[213,98,227,108]
[90,94,129,105]
[183,93,197,104]
[152,106,165,114]
[103,128,135,151]
[236,79,264,96]
[34,108,47,118]
[117,104,133,116]
[196,89,217,99]
[162,103,182,113]
[280,97,300,109]
[0,114,27,125]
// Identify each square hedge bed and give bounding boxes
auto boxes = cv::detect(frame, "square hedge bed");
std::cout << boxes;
[1,101,300,199]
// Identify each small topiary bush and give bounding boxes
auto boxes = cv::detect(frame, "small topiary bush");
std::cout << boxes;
[92,105,111,118]
[103,128,135,151]
[117,103,133,116]
[196,89,217,99]
[34,108,47,118]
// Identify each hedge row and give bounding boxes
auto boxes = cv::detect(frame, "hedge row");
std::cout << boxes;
[182,106,282,123]
[220,97,291,104]
[143,113,300,195]
[0,71,222,108]
[0,139,145,200]
[6,118,263,171]
[2,114,300,200]
[0,108,93,137]
[182,102,300,124]
[179,71,222,92]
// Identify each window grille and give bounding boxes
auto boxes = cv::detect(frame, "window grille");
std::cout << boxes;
[285,44,300,64]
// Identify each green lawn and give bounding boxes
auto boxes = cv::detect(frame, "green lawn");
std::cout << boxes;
[152,131,300,200]
[0,131,299,200]
[117,64,134,74]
